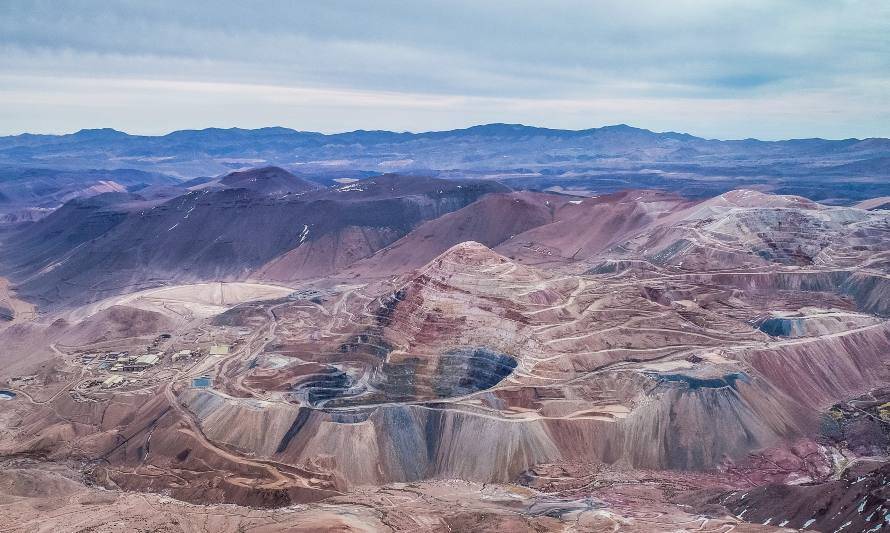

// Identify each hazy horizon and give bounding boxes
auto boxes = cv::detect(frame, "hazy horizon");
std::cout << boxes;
[3,1,889,140]
[4,121,889,143]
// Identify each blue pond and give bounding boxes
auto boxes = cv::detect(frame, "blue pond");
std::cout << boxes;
[0,390,17,400]
[191,377,212,389]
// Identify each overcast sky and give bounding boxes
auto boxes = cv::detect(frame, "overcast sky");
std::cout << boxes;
[1,0,888,139]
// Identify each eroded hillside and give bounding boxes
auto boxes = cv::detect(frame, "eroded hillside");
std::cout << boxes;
[1,185,889,532]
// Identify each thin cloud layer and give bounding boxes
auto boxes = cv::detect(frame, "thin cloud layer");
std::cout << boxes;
[1,0,888,138]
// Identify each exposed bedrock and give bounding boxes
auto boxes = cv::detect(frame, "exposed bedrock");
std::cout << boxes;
[179,371,809,487]
[5,390,342,507]
[741,322,890,409]
[13,319,888,507]
[7,390,169,459]
[95,408,339,507]
[688,270,890,316]
[12,321,886,505]
[755,316,813,337]
[622,375,807,470]
[175,324,890,492]
[753,310,880,338]
[714,460,890,533]
[285,347,519,407]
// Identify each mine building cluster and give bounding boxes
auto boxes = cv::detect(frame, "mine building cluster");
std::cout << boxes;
[68,343,231,391]
[78,351,163,372]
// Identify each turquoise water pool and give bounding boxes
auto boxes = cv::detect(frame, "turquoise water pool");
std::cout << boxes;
[191,377,212,389]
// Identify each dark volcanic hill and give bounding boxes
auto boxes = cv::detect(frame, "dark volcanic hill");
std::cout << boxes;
[0,174,508,306]
[343,191,572,276]
[218,166,321,195]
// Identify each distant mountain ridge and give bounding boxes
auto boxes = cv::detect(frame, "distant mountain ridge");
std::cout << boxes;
[4,122,888,144]
[0,166,180,223]
[2,123,890,204]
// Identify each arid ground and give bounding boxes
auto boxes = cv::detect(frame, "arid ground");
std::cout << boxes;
[1,177,889,532]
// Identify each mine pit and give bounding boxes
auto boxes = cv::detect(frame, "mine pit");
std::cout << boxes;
[432,348,518,397]
[290,366,358,406]
[3,180,890,530]
[295,347,519,408]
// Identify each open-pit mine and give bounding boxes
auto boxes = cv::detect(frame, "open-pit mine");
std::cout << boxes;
[1,175,889,532]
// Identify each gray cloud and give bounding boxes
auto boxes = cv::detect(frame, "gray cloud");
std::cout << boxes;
[1,0,888,138]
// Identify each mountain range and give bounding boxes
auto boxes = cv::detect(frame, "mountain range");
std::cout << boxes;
[2,123,889,205]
